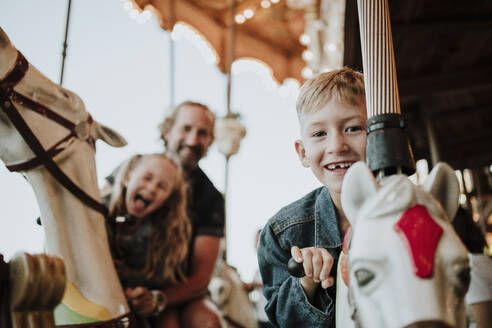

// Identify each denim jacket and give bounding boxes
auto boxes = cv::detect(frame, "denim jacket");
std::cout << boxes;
[257,187,342,327]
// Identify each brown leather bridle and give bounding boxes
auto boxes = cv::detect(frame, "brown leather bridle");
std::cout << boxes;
[0,51,108,216]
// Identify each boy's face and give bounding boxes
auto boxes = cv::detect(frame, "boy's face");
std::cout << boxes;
[295,100,367,195]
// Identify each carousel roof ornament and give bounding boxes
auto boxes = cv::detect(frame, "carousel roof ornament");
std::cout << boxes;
[215,114,247,158]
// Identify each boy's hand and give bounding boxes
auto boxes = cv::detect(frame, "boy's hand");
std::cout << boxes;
[291,246,335,298]
[125,287,154,316]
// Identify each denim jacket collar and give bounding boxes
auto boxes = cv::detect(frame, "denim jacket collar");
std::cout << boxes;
[315,187,342,249]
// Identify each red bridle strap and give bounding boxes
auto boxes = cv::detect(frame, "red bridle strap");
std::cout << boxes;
[394,204,443,279]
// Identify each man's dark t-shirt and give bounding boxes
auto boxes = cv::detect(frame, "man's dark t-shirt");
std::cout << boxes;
[187,167,225,239]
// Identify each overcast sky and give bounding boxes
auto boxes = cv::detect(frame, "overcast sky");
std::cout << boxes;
[0,0,320,281]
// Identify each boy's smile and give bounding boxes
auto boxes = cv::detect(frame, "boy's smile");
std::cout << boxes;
[325,161,357,175]
[295,100,367,195]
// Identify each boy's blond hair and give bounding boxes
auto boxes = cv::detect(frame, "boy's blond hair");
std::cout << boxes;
[296,67,365,117]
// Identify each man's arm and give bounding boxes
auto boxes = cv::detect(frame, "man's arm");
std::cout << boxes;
[163,235,220,307]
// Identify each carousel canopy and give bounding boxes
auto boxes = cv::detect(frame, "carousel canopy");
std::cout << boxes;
[132,0,309,84]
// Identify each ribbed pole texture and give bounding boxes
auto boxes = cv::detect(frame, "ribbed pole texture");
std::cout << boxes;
[357,0,400,118]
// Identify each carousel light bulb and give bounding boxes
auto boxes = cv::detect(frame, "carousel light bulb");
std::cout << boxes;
[299,33,311,45]
[123,1,133,11]
[261,0,271,8]
[463,169,474,193]
[301,67,313,78]
[141,10,152,19]
[235,14,246,24]
[170,26,181,41]
[302,50,313,61]
[271,0,280,3]
[135,10,152,24]
[459,194,467,205]
[324,43,337,52]
[244,9,254,19]
[129,9,139,20]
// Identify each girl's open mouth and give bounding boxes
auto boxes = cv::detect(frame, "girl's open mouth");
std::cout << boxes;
[134,194,150,212]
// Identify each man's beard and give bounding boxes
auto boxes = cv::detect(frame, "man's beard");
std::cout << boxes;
[176,144,204,170]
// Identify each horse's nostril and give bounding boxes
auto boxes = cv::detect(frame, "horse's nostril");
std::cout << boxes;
[456,267,471,296]
[403,320,453,328]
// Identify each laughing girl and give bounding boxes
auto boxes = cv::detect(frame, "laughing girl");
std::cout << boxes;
[104,153,191,325]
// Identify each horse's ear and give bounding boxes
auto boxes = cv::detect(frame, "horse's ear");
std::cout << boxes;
[90,122,127,148]
[423,162,460,222]
[0,27,12,48]
[342,162,378,226]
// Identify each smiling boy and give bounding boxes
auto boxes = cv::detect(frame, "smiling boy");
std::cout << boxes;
[257,68,366,327]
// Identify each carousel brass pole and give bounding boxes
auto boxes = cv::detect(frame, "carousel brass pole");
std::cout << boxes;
[226,1,236,118]
[422,101,440,170]
[59,0,72,86]
[424,116,440,169]
[357,0,415,177]
[222,0,237,261]
[169,0,176,107]
[472,169,487,236]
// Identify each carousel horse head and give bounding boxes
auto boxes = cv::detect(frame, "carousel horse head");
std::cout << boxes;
[0,26,126,167]
[341,162,470,328]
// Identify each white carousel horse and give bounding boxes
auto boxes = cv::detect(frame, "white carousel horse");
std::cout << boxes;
[337,162,470,328]
[208,260,258,328]
[0,26,135,326]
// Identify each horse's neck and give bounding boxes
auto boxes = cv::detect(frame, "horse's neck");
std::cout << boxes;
[336,252,356,328]
[24,145,128,316]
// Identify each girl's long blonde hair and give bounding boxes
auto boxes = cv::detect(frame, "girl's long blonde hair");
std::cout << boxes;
[107,153,191,284]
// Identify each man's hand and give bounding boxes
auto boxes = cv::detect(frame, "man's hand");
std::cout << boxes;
[291,246,335,300]
[125,287,154,316]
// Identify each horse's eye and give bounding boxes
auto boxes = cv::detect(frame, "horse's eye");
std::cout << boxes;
[455,267,471,297]
[355,269,375,287]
